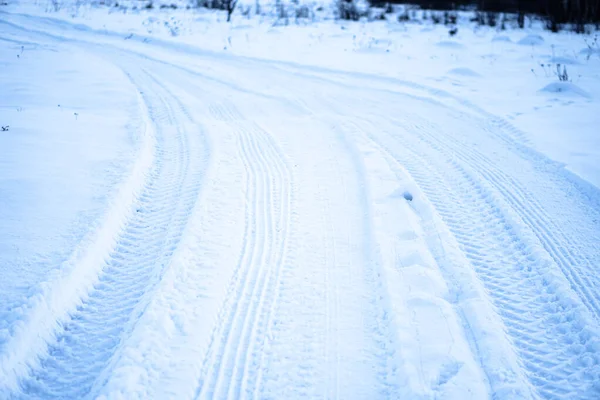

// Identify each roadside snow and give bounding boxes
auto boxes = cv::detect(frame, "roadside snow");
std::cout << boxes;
[0,27,146,384]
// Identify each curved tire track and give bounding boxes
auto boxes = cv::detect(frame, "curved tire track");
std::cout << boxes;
[195,102,292,400]
[411,116,600,323]
[17,66,207,399]
[347,115,600,399]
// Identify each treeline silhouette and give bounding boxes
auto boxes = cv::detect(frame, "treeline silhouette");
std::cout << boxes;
[372,0,600,31]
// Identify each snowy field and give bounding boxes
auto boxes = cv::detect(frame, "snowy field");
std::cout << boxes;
[1,0,600,399]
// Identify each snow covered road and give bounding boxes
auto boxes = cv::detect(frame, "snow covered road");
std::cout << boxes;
[1,11,600,400]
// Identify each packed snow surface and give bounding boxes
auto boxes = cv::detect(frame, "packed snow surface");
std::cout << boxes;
[1,2,600,399]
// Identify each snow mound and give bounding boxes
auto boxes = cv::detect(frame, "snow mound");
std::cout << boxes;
[436,41,464,49]
[548,56,580,65]
[539,82,591,98]
[492,35,512,42]
[518,34,544,46]
[447,67,481,77]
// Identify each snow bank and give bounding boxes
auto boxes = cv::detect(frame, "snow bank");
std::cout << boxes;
[0,29,154,391]
[539,81,591,98]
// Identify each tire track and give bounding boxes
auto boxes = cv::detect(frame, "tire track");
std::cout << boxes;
[247,63,600,326]
[405,116,600,323]
[247,126,293,400]
[348,116,600,399]
[333,124,403,399]
[195,102,291,400]
[17,67,206,399]
[338,119,532,399]
[323,198,341,400]
[227,59,600,328]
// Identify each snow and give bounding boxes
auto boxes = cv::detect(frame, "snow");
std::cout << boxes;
[6,2,598,186]
[539,81,591,97]
[517,33,545,46]
[0,28,148,386]
[1,1,599,399]
[447,67,482,77]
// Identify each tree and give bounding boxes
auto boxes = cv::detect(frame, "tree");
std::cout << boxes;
[224,0,238,22]
[197,0,238,22]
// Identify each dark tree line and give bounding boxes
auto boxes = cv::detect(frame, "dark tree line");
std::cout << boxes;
[196,0,238,21]
[373,0,600,30]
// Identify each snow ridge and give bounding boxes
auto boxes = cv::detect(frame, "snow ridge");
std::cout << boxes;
[0,73,155,395]
[14,65,207,398]
[358,111,600,399]
[342,119,534,399]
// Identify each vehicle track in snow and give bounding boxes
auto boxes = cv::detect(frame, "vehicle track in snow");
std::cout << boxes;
[195,101,292,400]
[253,64,600,325]
[345,113,600,399]
[424,116,600,323]
[18,66,207,399]
[245,113,405,399]
[278,64,600,324]
[271,68,600,398]
[3,11,600,400]
[336,120,531,399]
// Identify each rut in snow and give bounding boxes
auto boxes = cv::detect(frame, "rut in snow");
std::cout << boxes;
[3,11,600,400]
[347,112,600,399]
[19,68,208,399]
[195,102,293,400]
